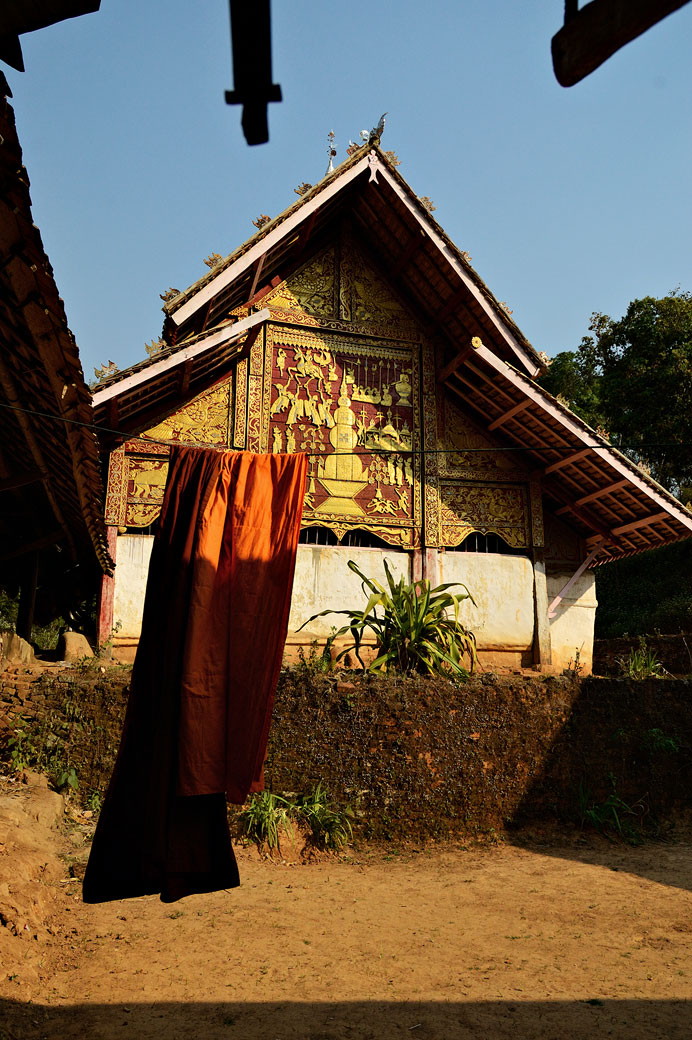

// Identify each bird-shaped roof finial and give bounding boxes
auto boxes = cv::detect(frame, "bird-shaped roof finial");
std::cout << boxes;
[368,112,387,147]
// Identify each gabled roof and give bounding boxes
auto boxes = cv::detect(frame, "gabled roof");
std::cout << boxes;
[162,146,546,378]
[91,143,692,564]
[0,79,112,575]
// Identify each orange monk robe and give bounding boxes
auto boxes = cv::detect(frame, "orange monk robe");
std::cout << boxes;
[83,447,307,903]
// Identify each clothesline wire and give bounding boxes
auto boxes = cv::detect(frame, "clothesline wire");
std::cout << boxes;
[0,399,688,457]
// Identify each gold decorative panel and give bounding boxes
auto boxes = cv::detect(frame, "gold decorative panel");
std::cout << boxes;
[340,238,411,327]
[144,380,232,446]
[266,247,337,319]
[105,441,169,528]
[104,381,231,529]
[438,396,528,481]
[264,324,423,546]
[263,230,420,342]
[439,482,529,549]
[233,358,248,447]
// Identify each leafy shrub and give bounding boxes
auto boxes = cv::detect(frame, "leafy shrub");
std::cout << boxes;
[618,637,667,680]
[237,785,354,853]
[294,783,354,850]
[237,791,293,853]
[301,559,477,676]
[578,774,647,844]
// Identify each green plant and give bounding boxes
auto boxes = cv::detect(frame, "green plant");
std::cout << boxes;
[6,721,37,773]
[237,791,294,853]
[578,774,646,843]
[641,728,680,755]
[56,765,79,792]
[618,637,667,680]
[294,783,354,851]
[295,636,333,677]
[86,789,103,813]
[301,559,477,676]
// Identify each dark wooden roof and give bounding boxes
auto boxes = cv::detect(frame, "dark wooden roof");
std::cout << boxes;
[0,79,112,574]
[443,341,692,563]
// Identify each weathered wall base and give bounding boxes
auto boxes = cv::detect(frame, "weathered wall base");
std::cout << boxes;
[109,534,598,673]
[3,667,690,841]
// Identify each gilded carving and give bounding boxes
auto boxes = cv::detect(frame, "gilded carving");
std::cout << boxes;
[266,247,337,319]
[339,233,415,332]
[439,483,529,549]
[125,503,161,528]
[263,324,421,546]
[104,448,127,525]
[248,330,265,451]
[144,381,231,446]
[438,398,527,480]
[529,479,544,548]
[234,358,248,447]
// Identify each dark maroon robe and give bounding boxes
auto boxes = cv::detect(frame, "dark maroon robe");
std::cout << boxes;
[83,447,307,903]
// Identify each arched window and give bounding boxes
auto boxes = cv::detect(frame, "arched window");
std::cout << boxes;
[299,526,394,549]
[447,531,527,556]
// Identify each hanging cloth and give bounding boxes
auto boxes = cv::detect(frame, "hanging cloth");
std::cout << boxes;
[83,446,308,904]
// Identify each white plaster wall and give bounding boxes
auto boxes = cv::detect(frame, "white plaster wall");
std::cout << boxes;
[547,570,598,673]
[288,546,412,638]
[112,536,596,670]
[440,553,534,650]
[113,535,155,639]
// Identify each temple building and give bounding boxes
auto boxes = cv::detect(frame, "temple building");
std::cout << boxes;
[92,146,692,673]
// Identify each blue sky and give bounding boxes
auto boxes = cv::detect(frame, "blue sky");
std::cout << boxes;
[7,1,692,381]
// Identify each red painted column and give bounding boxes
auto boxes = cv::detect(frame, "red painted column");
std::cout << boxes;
[97,527,118,652]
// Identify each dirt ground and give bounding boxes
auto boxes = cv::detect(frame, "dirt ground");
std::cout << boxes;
[1,776,692,1040]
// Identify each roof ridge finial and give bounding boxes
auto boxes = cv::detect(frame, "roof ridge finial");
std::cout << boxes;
[326,129,337,175]
[368,112,386,147]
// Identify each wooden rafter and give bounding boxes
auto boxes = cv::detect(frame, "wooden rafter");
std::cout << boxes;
[488,400,531,431]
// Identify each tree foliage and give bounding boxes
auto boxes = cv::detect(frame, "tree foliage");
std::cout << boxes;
[540,291,692,500]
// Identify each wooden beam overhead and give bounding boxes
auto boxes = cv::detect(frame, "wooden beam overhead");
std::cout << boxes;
[542,448,592,475]
[555,478,630,514]
[248,252,267,301]
[248,275,281,307]
[92,310,270,407]
[438,347,474,384]
[178,359,193,397]
[552,0,691,87]
[609,511,670,537]
[487,399,531,432]
[0,469,42,493]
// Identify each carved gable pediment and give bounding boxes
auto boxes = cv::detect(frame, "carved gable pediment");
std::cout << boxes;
[339,238,411,326]
[266,247,337,319]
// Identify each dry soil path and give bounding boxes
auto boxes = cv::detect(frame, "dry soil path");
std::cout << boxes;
[1,782,692,1039]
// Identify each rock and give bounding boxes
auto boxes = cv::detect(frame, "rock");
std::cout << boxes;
[0,631,35,667]
[20,771,49,790]
[57,631,94,662]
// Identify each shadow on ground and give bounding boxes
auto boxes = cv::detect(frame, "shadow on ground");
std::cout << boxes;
[2,997,691,1040]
